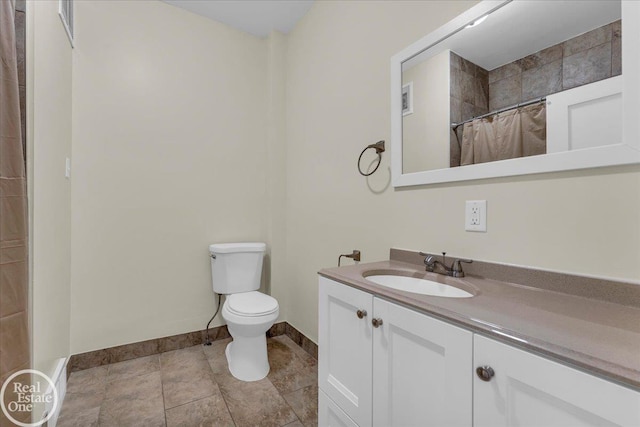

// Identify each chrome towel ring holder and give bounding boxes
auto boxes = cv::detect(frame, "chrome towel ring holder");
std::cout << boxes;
[357,140,385,176]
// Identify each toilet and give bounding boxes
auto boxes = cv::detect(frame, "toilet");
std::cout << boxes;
[209,242,279,381]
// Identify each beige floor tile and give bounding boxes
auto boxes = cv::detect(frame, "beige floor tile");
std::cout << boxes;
[203,338,232,359]
[161,347,218,409]
[165,390,235,427]
[203,338,232,374]
[207,356,231,377]
[273,336,317,367]
[161,362,218,409]
[57,332,318,427]
[267,337,318,394]
[267,338,312,379]
[58,390,105,420]
[216,370,297,427]
[283,385,318,427]
[66,366,108,394]
[160,345,206,370]
[56,406,100,427]
[107,355,159,382]
[269,363,318,395]
[99,371,165,427]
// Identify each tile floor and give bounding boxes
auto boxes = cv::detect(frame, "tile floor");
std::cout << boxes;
[57,335,318,427]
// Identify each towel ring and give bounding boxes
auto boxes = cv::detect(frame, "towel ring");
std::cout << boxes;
[357,140,385,176]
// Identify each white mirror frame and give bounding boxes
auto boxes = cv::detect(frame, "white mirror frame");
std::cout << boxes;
[391,0,640,187]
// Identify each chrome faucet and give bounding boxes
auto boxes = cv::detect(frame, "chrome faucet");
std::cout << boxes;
[422,253,448,273]
[419,252,473,278]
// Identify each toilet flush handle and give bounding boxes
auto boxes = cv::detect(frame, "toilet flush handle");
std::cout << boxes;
[210,254,216,259]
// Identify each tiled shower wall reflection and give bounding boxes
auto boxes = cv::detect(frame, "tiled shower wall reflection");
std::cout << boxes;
[449,53,489,127]
[449,19,622,167]
[487,20,622,111]
[449,52,489,167]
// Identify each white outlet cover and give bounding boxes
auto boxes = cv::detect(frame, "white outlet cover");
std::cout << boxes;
[465,200,487,232]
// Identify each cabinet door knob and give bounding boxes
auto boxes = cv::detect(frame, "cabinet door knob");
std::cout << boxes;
[356,309,367,319]
[372,318,383,328]
[476,366,495,382]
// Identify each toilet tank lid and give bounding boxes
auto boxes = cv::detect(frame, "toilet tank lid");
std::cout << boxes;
[209,242,266,254]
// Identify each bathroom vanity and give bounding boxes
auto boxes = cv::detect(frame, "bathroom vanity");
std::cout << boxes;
[317,252,640,427]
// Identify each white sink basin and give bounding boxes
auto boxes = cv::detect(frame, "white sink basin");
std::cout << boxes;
[365,274,474,298]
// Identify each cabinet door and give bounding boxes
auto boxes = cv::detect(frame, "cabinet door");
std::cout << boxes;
[372,297,473,427]
[319,277,373,427]
[319,389,360,427]
[474,334,640,427]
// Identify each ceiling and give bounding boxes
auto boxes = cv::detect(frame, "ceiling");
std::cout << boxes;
[162,0,315,38]
[404,0,621,72]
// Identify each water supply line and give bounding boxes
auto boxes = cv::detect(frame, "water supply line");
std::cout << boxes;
[338,250,361,266]
[204,293,222,346]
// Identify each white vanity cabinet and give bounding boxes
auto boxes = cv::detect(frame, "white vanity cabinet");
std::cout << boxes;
[319,389,359,427]
[318,277,473,427]
[319,275,640,427]
[319,277,374,426]
[473,335,640,427]
[372,295,473,426]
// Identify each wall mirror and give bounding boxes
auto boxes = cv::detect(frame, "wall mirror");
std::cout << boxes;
[391,0,640,187]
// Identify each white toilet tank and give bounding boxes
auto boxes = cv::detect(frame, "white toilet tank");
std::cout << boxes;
[209,242,266,294]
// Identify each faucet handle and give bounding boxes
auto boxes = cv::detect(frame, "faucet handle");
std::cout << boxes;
[451,259,473,277]
[419,252,436,271]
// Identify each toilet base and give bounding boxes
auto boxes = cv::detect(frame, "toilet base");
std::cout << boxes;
[225,336,270,381]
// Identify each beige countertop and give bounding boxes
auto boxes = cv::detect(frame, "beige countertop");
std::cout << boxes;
[319,259,640,390]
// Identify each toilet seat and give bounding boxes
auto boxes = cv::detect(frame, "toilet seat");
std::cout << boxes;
[226,291,278,317]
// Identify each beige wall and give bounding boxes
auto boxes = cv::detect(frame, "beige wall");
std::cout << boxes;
[34,0,638,357]
[70,1,268,353]
[402,50,450,173]
[28,0,72,383]
[281,0,640,343]
[265,31,289,320]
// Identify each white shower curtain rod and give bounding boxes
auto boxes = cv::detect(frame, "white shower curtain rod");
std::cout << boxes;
[451,96,546,128]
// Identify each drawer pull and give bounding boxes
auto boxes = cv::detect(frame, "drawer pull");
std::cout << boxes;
[372,318,383,328]
[476,366,495,382]
[356,309,367,319]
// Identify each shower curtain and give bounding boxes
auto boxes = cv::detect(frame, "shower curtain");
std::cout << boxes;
[460,102,546,166]
[0,0,30,416]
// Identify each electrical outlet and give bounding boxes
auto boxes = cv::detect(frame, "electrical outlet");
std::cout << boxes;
[465,200,487,232]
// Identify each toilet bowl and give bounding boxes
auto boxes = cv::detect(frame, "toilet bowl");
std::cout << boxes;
[209,242,279,382]
[222,291,279,381]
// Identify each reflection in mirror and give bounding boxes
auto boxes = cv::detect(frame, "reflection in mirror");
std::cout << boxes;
[401,0,622,174]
